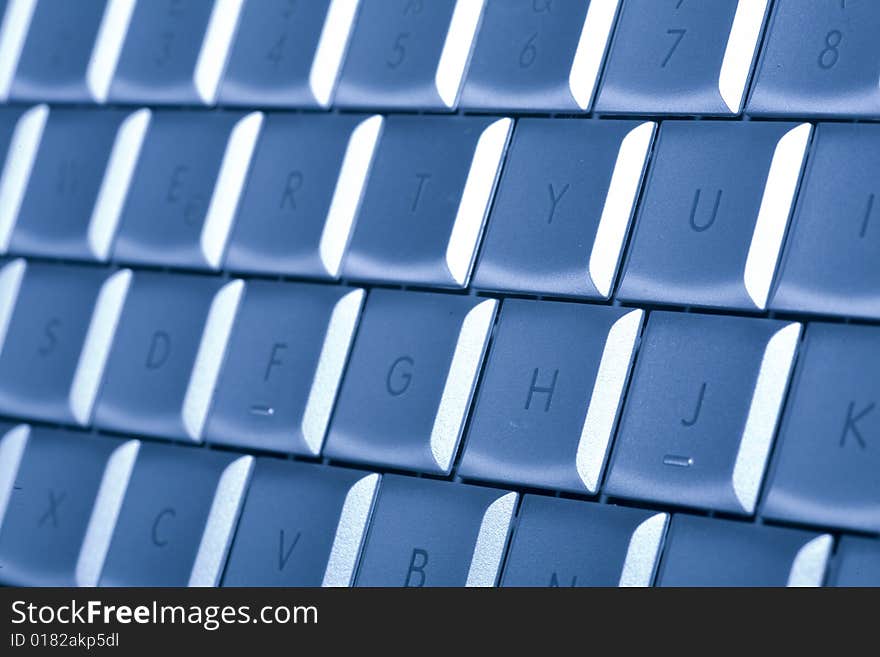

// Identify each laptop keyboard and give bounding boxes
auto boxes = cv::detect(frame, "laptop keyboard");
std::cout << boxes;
[0,0,878,588]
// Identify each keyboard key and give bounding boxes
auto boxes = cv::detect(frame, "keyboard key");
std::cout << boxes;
[0,261,130,426]
[0,0,35,100]
[0,105,47,254]
[325,290,496,475]
[460,0,618,112]
[0,426,136,586]
[618,121,811,310]
[205,282,364,456]
[94,272,243,443]
[596,0,768,115]
[109,0,244,105]
[223,460,379,587]
[99,442,252,586]
[501,496,667,587]
[460,300,642,494]
[343,115,511,288]
[113,109,262,271]
[605,312,801,514]
[829,536,880,587]
[355,475,516,587]
[225,113,382,280]
[219,0,357,108]
[762,324,880,534]
[335,0,483,110]
[473,118,654,299]
[771,124,880,319]
[657,515,832,587]
[10,0,110,103]
[10,108,148,262]
[747,0,880,117]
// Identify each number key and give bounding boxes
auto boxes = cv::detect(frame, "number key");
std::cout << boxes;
[748,0,880,117]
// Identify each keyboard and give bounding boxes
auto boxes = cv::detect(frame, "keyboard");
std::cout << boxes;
[0,0,877,588]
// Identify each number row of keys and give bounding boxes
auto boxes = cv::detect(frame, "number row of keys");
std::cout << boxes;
[0,0,877,116]
[2,106,880,318]
[0,262,877,534]
[2,423,876,586]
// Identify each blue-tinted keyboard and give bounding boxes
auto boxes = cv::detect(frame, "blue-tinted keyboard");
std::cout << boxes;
[0,0,877,588]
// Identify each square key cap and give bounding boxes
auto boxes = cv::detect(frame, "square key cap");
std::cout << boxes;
[501,496,668,587]
[460,0,618,112]
[618,121,811,311]
[657,515,832,587]
[343,115,511,288]
[829,537,880,587]
[0,260,130,426]
[0,426,137,586]
[596,0,769,115]
[99,443,252,587]
[605,312,801,515]
[223,460,379,587]
[113,109,262,271]
[324,289,496,475]
[8,0,126,104]
[473,118,654,299]
[762,324,880,534]
[205,281,364,457]
[355,475,516,587]
[460,300,642,494]
[771,124,880,319]
[10,107,147,262]
[747,0,880,117]
[108,0,243,105]
[225,113,382,280]
[219,0,357,108]
[94,272,244,443]
[335,0,483,110]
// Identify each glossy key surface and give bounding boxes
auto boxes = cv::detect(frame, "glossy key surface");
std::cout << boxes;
[829,536,880,587]
[355,475,516,587]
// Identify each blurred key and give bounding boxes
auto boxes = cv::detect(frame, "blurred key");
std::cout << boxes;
[460,0,618,112]
[343,115,511,288]
[325,290,496,475]
[0,261,130,426]
[657,515,832,587]
[460,300,642,494]
[10,0,111,103]
[473,118,654,299]
[771,124,880,319]
[335,0,483,110]
[109,0,244,105]
[829,537,880,587]
[10,108,148,262]
[0,426,137,586]
[225,113,382,280]
[502,497,667,587]
[0,105,47,255]
[99,442,252,586]
[762,324,880,534]
[206,281,364,457]
[605,312,801,515]
[223,460,379,587]
[747,0,880,117]
[0,0,36,101]
[113,110,262,271]
[220,0,358,108]
[355,476,516,587]
[94,272,243,443]
[596,0,768,115]
[618,121,811,311]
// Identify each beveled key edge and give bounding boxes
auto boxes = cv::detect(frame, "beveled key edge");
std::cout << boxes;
[322,471,381,587]
[465,490,518,587]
